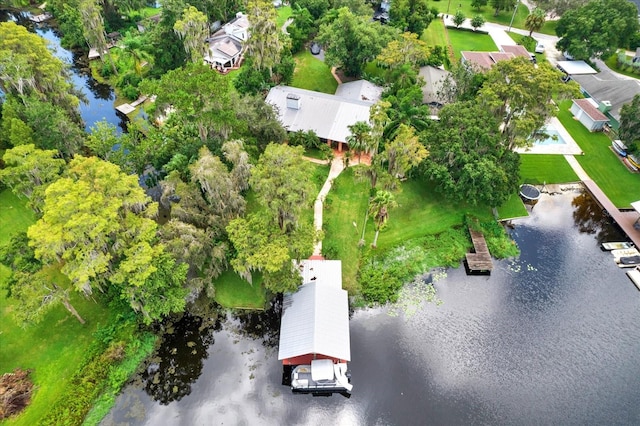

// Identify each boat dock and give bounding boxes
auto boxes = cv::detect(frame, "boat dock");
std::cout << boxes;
[582,180,640,247]
[466,229,493,274]
[115,95,149,115]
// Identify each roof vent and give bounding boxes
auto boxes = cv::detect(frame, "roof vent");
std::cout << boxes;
[598,101,612,113]
[286,93,301,110]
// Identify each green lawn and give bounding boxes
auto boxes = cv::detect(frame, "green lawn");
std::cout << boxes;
[436,1,530,29]
[421,17,447,47]
[323,168,493,293]
[519,154,579,184]
[495,193,528,220]
[556,100,640,208]
[276,5,293,29]
[291,51,338,94]
[604,52,640,81]
[213,269,266,309]
[0,190,35,246]
[447,27,498,61]
[538,20,559,37]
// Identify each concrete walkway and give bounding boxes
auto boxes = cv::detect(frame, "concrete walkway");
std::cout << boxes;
[312,157,345,256]
[563,155,590,181]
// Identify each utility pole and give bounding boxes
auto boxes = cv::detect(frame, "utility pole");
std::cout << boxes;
[508,0,520,32]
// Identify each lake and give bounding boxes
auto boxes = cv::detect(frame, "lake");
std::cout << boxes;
[103,190,640,425]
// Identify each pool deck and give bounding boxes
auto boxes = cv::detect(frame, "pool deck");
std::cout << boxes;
[515,117,583,155]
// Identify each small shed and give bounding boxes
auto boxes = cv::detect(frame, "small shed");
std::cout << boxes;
[570,98,609,132]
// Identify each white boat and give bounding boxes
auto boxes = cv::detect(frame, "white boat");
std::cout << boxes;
[602,241,634,251]
[611,248,640,261]
[626,267,640,290]
[291,359,352,396]
[612,140,627,157]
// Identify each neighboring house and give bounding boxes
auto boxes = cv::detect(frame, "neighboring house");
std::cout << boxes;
[278,260,350,367]
[418,66,451,106]
[136,13,161,33]
[570,98,610,132]
[461,51,515,71]
[204,12,250,72]
[265,83,379,151]
[373,0,390,23]
[500,44,533,61]
[570,67,640,129]
[461,45,534,71]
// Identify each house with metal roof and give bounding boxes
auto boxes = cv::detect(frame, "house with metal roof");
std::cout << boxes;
[266,85,376,151]
[418,66,451,107]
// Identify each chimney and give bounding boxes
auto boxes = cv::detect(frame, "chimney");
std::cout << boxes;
[286,93,301,110]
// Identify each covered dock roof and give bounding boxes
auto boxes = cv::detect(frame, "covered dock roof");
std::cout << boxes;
[278,260,350,363]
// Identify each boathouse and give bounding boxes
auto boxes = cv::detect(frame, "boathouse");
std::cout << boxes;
[278,259,351,366]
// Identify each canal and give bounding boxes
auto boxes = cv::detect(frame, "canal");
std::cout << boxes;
[102,190,640,425]
[0,9,126,131]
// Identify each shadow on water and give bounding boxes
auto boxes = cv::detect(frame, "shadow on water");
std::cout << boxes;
[138,314,220,405]
[571,191,628,243]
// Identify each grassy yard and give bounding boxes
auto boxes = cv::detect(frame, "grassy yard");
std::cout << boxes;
[519,154,579,184]
[323,168,493,293]
[0,190,35,246]
[291,51,338,94]
[276,5,293,29]
[421,17,448,47]
[496,193,528,220]
[447,27,498,61]
[0,190,116,425]
[556,100,640,208]
[213,269,266,309]
[436,1,530,29]
[538,20,559,37]
[604,52,640,81]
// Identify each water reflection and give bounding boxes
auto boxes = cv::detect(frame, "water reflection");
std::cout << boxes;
[139,314,219,405]
[0,10,127,132]
[228,297,283,349]
[571,191,626,243]
[104,190,640,425]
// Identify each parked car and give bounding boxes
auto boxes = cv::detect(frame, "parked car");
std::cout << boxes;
[310,42,321,55]
[535,43,545,54]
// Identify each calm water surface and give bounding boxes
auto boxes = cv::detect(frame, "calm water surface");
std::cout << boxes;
[103,190,640,425]
[0,10,126,131]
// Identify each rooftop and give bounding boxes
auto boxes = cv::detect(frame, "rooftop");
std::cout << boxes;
[265,85,374,144]
[556,60,597,75]
[571,70,640,121]
[572,98,609,122]
[278,260,350,362]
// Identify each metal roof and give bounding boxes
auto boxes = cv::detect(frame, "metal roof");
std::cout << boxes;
[556,61,597,75]
[278,260,350,361]
[571,71,640,121]
[334,80,382,103]
[418,66,451,104]
[265,86,373,144]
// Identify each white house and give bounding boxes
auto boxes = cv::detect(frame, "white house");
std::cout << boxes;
[265,84,378,151]
[570,98,609,132]
[204,12,250,72]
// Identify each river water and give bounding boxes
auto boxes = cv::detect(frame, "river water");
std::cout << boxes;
[102,190,640,425]
[0,10,126,131]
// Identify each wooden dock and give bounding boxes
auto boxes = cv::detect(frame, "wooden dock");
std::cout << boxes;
[582,180,640,247]
[466,228,493,273]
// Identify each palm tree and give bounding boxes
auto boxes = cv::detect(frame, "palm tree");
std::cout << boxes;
[368,190,397,248]
[347,121,372,162]
[525,8,546,37]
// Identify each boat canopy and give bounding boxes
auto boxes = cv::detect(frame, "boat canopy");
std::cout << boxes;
[311,359,334,381]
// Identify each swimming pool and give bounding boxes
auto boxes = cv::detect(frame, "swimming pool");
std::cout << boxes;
[534,126,567,146]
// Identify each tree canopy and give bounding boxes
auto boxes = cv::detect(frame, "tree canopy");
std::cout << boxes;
[478,57,580,149]
[619,94,640,155]
[555,0,640,60]
[27,156,187,323]
[316,7,397,77]
[420,101,520,207]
